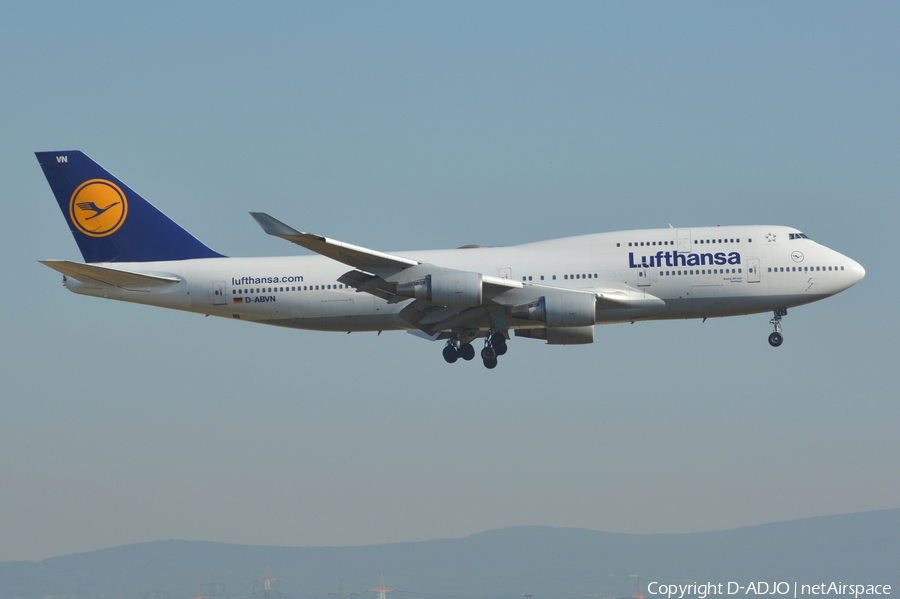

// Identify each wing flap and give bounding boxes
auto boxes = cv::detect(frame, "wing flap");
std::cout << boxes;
[40,260,181,288]
[337,270,396,302]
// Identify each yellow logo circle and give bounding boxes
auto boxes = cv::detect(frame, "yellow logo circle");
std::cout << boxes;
[69,179,128,237]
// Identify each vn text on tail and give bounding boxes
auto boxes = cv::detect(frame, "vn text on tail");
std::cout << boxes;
[37,150,865,369]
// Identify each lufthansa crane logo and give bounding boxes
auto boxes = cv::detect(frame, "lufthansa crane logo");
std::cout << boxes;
[69,179,128,237]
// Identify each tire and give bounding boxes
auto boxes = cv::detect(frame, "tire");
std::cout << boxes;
[481,346,497,361]
[483,358,498,369]
[458,343,475,361]
[443,345,459,363]
[768,332,784,347]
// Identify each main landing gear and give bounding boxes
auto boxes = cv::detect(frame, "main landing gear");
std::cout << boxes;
[768,308,787,347]
[479,331,507,369]
[442,330,508,369]
[442,339,475,363]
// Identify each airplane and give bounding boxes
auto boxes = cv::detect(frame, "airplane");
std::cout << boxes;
[37,150,865,369]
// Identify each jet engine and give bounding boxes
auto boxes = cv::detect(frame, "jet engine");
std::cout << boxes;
[395,271,483,307]
[510,292,596,327]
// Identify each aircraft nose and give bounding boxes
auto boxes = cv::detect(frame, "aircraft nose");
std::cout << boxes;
[850,260,866,284]
[844,256,866,289]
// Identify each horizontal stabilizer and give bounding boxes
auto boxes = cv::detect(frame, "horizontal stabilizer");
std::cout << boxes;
[40,260,181,288]
[250,212,418,275]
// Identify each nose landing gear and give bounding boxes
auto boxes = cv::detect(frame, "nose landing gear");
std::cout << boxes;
[768,308,787,347]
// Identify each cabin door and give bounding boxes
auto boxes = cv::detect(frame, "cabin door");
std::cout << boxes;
[747,259,761,283]
[212,281,227,305]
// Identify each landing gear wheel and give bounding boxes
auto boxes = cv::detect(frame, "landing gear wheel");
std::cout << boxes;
[768,332,784,347]
[490,333,508,356]
[483,358,498,369]
[442,344,459,363]
[768,308,787,348]
[458,343,475,361]
[481,346,497,361]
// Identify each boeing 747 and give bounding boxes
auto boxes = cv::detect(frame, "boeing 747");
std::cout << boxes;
[37,151,865,369]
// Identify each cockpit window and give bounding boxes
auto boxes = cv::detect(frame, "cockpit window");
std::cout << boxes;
[789,233,811,240]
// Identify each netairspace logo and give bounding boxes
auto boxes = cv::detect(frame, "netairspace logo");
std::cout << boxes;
[647,582,891,599]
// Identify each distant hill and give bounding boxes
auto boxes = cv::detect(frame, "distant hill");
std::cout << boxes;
[1,510,897,599]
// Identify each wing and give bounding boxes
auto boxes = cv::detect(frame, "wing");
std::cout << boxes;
[251,212,531,332]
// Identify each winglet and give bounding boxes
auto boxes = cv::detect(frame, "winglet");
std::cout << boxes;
[250,212,308,238]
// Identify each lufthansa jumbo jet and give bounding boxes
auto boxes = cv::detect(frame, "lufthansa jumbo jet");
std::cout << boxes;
[37,151,865,369]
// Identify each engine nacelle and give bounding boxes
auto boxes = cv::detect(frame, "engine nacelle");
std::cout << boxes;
[395,271,483,307]
[511,292,596,327]
[515,325,595,345]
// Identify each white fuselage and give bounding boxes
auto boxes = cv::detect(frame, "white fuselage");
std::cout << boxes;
[61,225,865,334]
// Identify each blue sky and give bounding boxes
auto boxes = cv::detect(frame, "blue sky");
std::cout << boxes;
[1,2,897,563]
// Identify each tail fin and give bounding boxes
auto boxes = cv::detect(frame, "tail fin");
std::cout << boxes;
[36,151,224,263]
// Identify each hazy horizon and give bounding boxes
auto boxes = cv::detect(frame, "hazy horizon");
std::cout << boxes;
[4,510,897,599]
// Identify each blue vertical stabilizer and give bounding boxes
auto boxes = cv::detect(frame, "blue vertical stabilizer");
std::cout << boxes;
[36,151,224,263]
